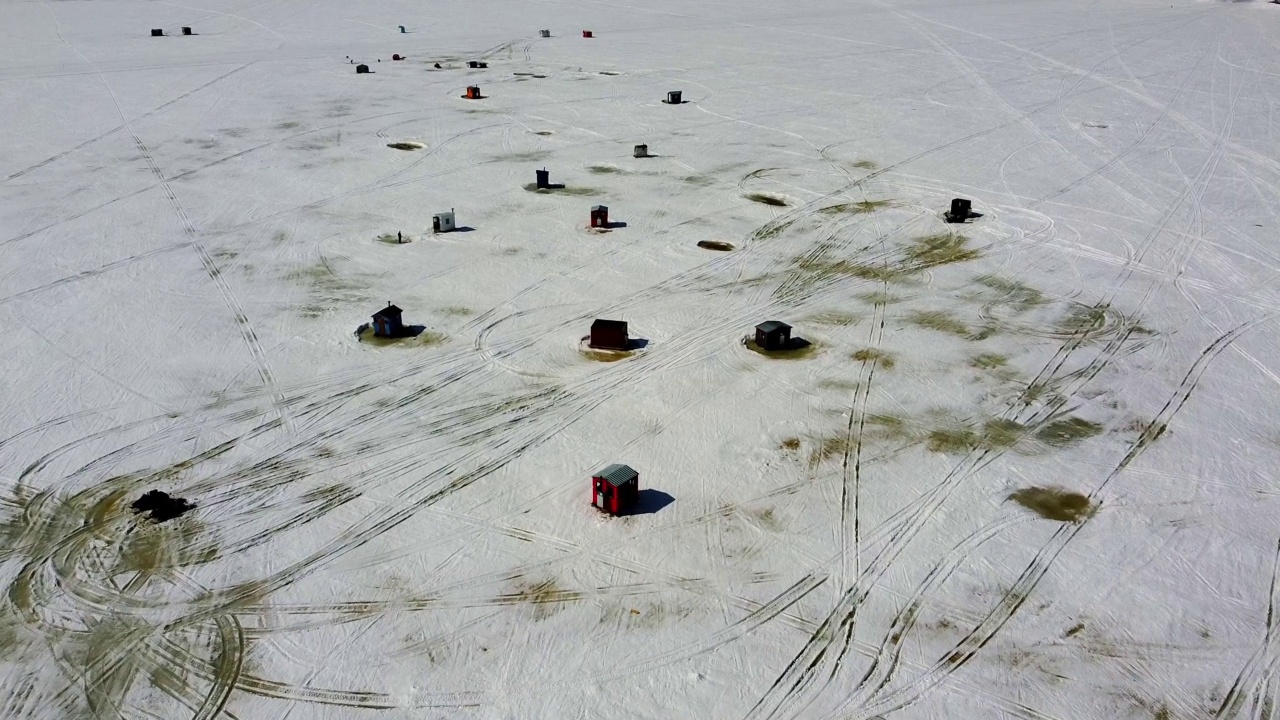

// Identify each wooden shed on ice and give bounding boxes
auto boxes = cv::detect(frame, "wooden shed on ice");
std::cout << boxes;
[589,319,628,350]
[945,198,974,223]
[755,321,792,350]
[592,464,638,515]
[372,303,404,337]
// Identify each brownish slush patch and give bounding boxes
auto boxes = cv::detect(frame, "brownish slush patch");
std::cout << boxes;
[1009,487,1096,522]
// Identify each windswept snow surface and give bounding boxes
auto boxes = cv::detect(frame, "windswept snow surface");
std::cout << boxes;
[3,0,1280,718]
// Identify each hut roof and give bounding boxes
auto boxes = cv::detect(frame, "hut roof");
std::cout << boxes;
[373,304,403,319]
[591,318,627,332]
[591,205,608,212]
[756,320,791,333]
[595,464,638,487]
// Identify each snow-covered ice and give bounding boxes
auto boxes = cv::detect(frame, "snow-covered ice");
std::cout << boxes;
[3,0,1280,718]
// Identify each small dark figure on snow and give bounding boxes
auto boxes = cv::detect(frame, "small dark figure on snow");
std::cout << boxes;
[397,231,402,243]
[434,62,442,69]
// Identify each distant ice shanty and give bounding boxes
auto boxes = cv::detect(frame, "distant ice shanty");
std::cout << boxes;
[664,91,683,104]
[151,28,163,37]
[582,30,593,38]
[592,464,639,516]
[540,29,551,37]
[181,26,192,35]
[356,63,371,74]
[463,85,482,99]
[433,210,456,233]
[399,25,406,33]
[755,321,792,351]
[372,303,404,338]
[945,198,974,223]
[633,144,648,158]
[535,168,551,189]
[589,319,628,351]
[590,205,609,228]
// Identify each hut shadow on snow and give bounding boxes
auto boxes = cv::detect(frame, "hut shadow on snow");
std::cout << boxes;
[355,323,429,341]
[579,335,648,362]
[743,335,816,360]
[397,324,430,338]
[746,336,812,352]
[776,337,811,351]
[629,489,674,515]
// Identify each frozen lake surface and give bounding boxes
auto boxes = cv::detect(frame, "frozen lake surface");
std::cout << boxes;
[2,1,1280,718]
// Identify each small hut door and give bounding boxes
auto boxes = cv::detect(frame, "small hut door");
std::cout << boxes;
[594,482,605,509]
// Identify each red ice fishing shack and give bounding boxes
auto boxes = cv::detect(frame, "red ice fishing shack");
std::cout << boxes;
[591,464,638,515]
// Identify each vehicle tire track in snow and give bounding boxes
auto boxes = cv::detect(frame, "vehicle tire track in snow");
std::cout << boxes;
[0,242,198,307]
[0,62,256,186]
[840,317,1270,720]
[154,317,748,626]
[1215,539,1280,720]
[835,178,898,446]
[839,293,886,590]
[0,104,476,249]
[745,210,1184,720]
[890,1,1203,222]
[189,614,243,720]
[40,11,290,432]
[1032,43,1212,210]
[1014,65,1238,429]
[166,340,803,638]
[155,0,290,44]
[817,228,1195,720]
[592,574,829,682]
[821,517,1031,720]
[1,153,845,718]
[154,625,485,710]
[739,192,1070,720]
